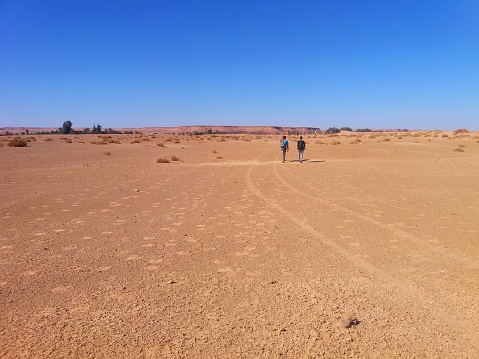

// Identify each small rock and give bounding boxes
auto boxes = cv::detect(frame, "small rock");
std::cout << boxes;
[134,189,139,192]
[344,317,361,328]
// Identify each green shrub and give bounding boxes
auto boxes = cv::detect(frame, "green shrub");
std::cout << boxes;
[325,127,340,134]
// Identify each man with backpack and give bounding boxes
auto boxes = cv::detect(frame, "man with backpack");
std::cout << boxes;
[297,136,306,163]
[280,135,289,162]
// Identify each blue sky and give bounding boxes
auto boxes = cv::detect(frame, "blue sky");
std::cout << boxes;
[1,0,478,130]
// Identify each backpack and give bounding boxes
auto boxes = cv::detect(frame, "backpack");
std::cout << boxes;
[297,140,305,150]
[280,139,285,149]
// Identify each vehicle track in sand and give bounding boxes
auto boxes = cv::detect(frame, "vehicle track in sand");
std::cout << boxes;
[245,150,479,354]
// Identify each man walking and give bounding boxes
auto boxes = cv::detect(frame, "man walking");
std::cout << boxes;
[297,136,306,163]
[280,135,289,162]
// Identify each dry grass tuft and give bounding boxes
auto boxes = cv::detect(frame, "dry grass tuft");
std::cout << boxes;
[170,155,180,162]
[453,147,464,152]
[454,128,469,135]
[8,137,28,147]
[156,157,170,163]
[157,142,165,147]
[331,141,341,145]
[103,152,112,156]
[350,138,362,144]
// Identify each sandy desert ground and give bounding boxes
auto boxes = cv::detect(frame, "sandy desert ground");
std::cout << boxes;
[1,131,479,358]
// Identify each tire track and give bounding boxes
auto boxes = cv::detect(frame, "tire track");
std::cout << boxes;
[244,152,479,352]
[274,162,479,269]
[245,154,410,287]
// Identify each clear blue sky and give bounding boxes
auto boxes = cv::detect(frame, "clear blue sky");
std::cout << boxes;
[1,0,478,130]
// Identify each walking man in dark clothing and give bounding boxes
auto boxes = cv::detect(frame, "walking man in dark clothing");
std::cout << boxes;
[297,136,306,163]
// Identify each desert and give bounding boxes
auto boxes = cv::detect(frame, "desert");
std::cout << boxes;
[1,130,479,358]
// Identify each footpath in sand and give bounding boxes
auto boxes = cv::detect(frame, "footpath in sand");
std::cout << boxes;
[1,132,479,358]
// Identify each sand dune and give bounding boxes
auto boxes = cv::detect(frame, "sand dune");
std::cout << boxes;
[1,131,478,358]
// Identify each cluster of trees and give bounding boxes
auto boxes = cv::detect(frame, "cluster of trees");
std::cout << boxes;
[56,122,122,135]
[324,127,409,134]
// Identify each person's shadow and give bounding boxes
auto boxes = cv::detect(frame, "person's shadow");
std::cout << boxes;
[298,159,324,163]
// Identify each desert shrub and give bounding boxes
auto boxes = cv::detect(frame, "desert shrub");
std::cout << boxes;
[156,157,170,163]
[331,141,341,145]
[340,127,353,132]
[8,138,28,147]
[170,155,180,161]
[157,142,165,147]
[103,152,112,156]
[350,138,361,144]
[168,138,178,143]
[130,140,140,144]
[315,140,325,145]
[216,156,223,159]
[382,138,391,142]
[458,144,466,148]
[442,134,449,138]
[453,147,464,152]
[454,128,469,135]
[325,127,340,134]
[212,150,217,153]
[43,138,53,141]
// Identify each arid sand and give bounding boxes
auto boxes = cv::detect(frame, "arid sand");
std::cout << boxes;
[1,131,479,358]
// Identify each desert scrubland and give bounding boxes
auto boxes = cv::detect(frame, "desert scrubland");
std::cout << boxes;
[1,131,479,358]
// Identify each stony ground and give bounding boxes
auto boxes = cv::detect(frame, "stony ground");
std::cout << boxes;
[1,131,478,358]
